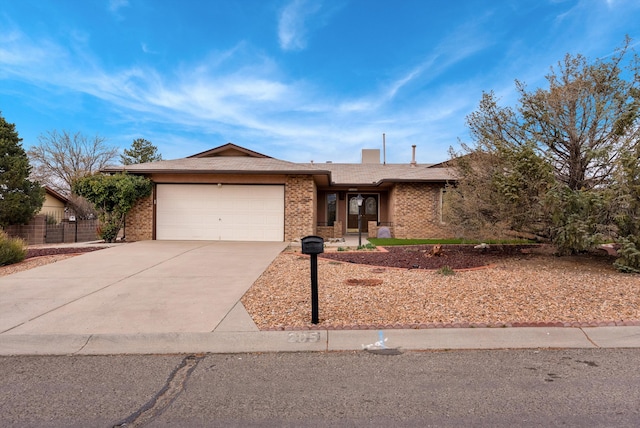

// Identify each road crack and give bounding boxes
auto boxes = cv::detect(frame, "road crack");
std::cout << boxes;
[113,354,204,427]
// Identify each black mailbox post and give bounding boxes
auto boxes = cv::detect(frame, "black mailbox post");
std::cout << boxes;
[301,236,324,324]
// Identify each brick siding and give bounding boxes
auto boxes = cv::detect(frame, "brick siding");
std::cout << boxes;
[284,175,316,241]
[125,194,153,241]
[390,183,452,239]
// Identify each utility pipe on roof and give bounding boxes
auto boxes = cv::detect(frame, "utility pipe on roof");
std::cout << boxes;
[383,133,386,165]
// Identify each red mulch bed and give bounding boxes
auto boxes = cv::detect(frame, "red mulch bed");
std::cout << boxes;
[26,247,106,259]
[319,244,551,270]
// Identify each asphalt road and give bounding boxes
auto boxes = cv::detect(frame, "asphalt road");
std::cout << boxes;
[2,349,640,427]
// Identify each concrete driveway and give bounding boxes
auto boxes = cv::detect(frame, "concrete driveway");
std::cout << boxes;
[0,241,287,335]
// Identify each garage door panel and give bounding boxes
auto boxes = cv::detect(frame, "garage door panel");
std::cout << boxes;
[156,184,284,241]
[233,200,253,211]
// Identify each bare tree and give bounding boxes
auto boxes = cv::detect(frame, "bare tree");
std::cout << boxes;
[28,130,119,195]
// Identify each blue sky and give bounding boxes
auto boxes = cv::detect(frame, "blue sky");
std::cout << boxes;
[1,0,639,164]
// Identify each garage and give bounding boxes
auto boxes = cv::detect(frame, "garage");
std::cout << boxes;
[155,184,285,241]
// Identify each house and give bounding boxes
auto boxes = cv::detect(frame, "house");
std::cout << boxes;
[39,186,68,223]
[5,186,100,245]
[104,143,456,242]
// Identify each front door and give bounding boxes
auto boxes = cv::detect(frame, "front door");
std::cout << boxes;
[347,194,378,233]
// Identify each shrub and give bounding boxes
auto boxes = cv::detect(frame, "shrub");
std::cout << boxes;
[0,231,27,266]
[614,237,640,274]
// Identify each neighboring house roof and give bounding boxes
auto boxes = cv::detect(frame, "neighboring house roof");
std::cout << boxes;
[44,186,68,203]
[103,142,455,186]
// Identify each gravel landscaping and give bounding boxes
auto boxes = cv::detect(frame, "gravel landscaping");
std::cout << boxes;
[242,246,640,330]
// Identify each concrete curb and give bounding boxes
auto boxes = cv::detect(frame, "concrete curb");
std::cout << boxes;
[2,326,640,356]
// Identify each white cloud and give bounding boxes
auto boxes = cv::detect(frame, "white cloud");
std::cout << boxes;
[108,0,129,13]
[140,43,157,54]
[277,0,322,51]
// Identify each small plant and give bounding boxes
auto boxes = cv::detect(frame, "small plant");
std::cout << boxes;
[357,243,377,250]
[337,247,347,251]
[0,231,27,266]
[436,265,455,276]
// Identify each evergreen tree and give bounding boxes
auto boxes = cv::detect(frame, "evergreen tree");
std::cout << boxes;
[120,138,162,165]
[0,113,44,227]
[446,38,640,257]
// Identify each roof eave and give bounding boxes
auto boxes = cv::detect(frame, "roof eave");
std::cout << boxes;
[376,178,456,185]
[102,167,331,176]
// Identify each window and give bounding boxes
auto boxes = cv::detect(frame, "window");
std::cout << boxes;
[365,197,377,215]
[349,196,360,215]
[327,193,336,226]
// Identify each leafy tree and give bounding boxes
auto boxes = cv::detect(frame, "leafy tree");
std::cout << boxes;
[120,138,162,165]
[28,130,119,195]
[73,173,152,243]
[447,38,640,256]
[0,113,45,227]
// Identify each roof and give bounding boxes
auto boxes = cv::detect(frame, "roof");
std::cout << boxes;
[103,143,455,186]
[104,157,329,176]
[305,163,455,185]
[44,186,69,203]
[188,143,272,159]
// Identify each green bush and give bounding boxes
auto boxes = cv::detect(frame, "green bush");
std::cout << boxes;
[357,243,377,250]
[614,237,640,274]
[0,231,27,266]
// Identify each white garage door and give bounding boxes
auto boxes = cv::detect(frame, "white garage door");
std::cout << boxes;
[156,184,284,241]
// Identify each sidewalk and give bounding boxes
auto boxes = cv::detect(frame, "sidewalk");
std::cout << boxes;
[3,326,640,356]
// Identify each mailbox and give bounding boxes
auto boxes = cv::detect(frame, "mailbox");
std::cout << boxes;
[301,235,324,255]
[301,235,324,324]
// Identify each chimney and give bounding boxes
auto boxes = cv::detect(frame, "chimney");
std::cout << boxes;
[410,145,417,167]
[361,149,381,164]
